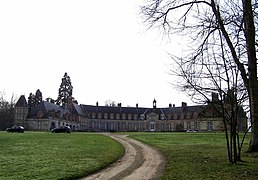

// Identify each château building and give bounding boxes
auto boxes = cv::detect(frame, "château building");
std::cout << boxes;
[14,94,247,132]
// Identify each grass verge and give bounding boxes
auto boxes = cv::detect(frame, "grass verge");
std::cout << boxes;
[129,132,258,180]
[0,132,124,180]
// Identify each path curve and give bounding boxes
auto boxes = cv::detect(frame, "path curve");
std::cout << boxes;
[81,134,165,180]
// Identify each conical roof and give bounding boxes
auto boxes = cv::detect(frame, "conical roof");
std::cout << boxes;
[15,95,28,107]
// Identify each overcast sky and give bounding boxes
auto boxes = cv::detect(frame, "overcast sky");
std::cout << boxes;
[0,0,192,108]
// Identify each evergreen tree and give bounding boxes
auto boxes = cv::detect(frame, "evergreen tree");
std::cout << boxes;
[35,89,42,105]
[56,72,73,107]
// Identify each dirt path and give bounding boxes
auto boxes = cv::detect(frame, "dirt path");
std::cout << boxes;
[81,134,165,180]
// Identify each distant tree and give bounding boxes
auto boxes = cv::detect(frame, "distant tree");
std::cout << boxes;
[142,0,258,153]
[104,99,116,107]
[28,93,35,112]
[0,92,16,130]
[28,89,43,112]
[35,89,42,105]
[46,97,55,103]
[56,72,73,107]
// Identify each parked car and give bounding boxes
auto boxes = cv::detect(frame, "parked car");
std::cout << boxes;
[6,126,25,133]
[186,129,198,133]
[51,126,71,133]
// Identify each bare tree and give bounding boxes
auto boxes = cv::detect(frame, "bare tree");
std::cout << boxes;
[171,37,248,163]
[142,0,258,152]
[104,99,117,107]
[0,92,16,130]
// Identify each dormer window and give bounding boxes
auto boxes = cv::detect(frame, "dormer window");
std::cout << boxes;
[110,113,114,119]
[140,114,145,120]
[92,113,96,119]
[104,113,108,119]
[128,114,132,120]
[98,113,102,119]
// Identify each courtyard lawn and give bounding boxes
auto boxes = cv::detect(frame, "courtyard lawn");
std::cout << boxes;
[129,132,258,180]
[0,132,124,180]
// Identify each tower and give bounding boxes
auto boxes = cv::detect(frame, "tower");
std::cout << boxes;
[14,95,28,126]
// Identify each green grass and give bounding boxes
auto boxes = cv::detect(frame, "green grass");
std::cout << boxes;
[0,132,124,180]
[129,132,258,180]
[1,131,257,180]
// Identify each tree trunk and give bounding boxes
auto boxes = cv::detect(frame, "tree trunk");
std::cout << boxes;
[243,0,258,152]
[248,94,258,152]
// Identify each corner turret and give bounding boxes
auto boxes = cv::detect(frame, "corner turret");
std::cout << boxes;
[14,95,28,126]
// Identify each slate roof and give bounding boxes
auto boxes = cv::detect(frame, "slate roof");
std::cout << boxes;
[28,99,207,120]
[81,104,148,115]
[15,95,28,107]
[29,101,71,118]
[81,104,206,119]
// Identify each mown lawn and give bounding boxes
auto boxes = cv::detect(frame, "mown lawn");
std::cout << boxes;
[129,132,258,180]
[0,132,124,180]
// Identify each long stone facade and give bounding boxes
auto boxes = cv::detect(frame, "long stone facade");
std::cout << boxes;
[14,95,247,132]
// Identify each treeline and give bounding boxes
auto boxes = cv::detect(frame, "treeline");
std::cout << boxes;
[0,92,16,130]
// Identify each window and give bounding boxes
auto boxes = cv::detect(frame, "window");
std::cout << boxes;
[194,121,198,130]
[128,114,132,120]
[187,122,191,129]
[98,113,102,119]
[104,113,108,119]
[110,113,114,119]
[140,114,145,120]
[150,122,155,131]
[161,123,165,131]
[186,112,192,119]
[98,122,101,129]
[122,113,126,120]
[92,113,96,119]
[116,113,120,119]
[193,112,198,119]
[207,122,213,131]
[168,123,171,131]
[134,114,138,120]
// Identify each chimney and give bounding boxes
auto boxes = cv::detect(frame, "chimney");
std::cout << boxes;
[173,104,175,107]
[96,102,98,107]
[182,102,187,107]
[153,99,157,108]
[136,103,138,108]
[169,103,172,108]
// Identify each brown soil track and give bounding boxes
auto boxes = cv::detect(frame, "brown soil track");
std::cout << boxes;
[81,134,165,180]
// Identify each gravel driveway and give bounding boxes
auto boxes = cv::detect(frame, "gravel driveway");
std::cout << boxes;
[81,134,165,180]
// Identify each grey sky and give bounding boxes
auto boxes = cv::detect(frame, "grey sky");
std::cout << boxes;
[0,0,192,108]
